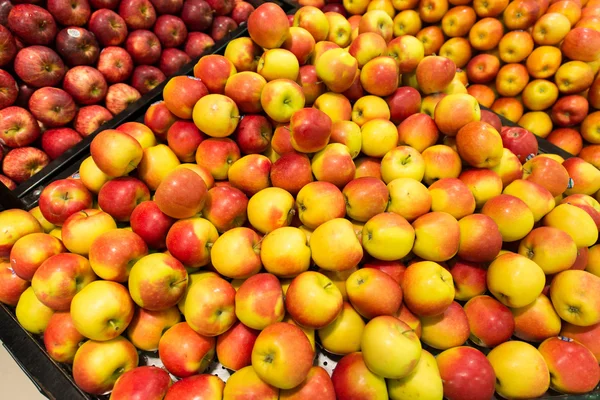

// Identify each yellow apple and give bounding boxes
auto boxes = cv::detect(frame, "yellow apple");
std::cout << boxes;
[487,253,545,308]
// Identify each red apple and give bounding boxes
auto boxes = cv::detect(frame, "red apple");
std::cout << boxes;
[480,109,502,132]
[14,46,66,88]
[47,0,91,26]
[63,66,108,105]
[551,95,589,128]
[38,179,93,225]
[130,200,176,249]
[247,2,290,49]
[234,115,273,154]
[105,83,141,115]
[14,82,35,109]
[56,27,100,66]
[98,177,151,221]
[184,32,215,59]
[464,295,515,348]
[144,100,178,140]
[0,106,40,148]
[211,16,238,42]
[41,128,83,160]
[0,260,30,306]
[181,0,213,31]
[29,87,77,128]
[111,366,172,400]
[231,1,254,25]
[387,87,422,124]
[206,0,234,16]
[2,147,50,183]
[97,47,134,83]
[119,0,157,30]
[270,153,314,196]
[126,29,162,65]
[159,48,191,77]
[0,24,17,67]
[0,0,11,25]
[89,9,128,47]
[154,14,187,48]
[216,321,259,371]
[90,0,120,8]
[202,186,248,232]
[74,105,113,137]
[150,0,183,14]
[500,126,539,163]
[131,65,166,95]
[158,322,215,378]
[436,347,496,400]
[195,138,241,180]
[8,4,57,45]
[43,312,85,364]
[164,375,224,399]
[167,121,206,162]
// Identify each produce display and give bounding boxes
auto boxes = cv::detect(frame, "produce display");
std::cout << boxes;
[0,0,254,190]
[1,1,600,400]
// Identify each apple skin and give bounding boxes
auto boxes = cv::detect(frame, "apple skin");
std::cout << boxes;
[9,232,64,281]
[154,14,188,48]
[0,69,17,109]
[211,16,238,42]
[0,260,30,307]
[550,270,600,327]
[511,294,561,343]
[248,2,291,49]
[56,27,100,67]
[216,321,259,371]
[562,27,600,62]
[159,48,191,77]
[167,121,205,163]
[14,46,66,88]
[402,260,455,317]
[194,54,237,96]
[290,107,333,153]
[202,186,248,233]
[97,177,150,222]
[43,311,85,364]
[223,366,279,400]
[416,55,456,94]
[234,115,273,155]
[184,31,215,59]
[130,200,175,249]
[89,9,129,47]
[91,129,143,177]
[2,147,50,184]
[0,24,17,68]
[158,322,215,378]
[72,337,139,395]
[110,366,172,400]
[464,295,515,348]
[125,30,162,65]
[165,374,225,400]
[235,273,285,330]
[500,127,539,164]
[15,286,54,334]
[436,347,496,400]
[387,86,422,124]
[89,229,148,282]
[224,72,267,114]
[181,0,213,31]
[47,0,90,26]
[63,66,108,106]
[185,275,236,337]
[522,156,570,198]
[0,106,41,148]
[38,179,93,226]
[332,352,388,399]
[458,214,502,263]
[126,306,180,351]
[105,83,141,115]
[8,4,57,46]
[561,322,600,363]
[119,0,157,30]
[131,66,166,95]
[280,366,335,400]
[165,215,219,267]
[97,47,134,84]
[29,87,77,128]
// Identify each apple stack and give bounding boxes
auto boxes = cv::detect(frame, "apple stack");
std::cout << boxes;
[1,2,600,399]
[0,0,254,190]
[300,0,600,161]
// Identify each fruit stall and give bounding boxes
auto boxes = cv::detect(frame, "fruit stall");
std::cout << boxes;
[1,0,600,399]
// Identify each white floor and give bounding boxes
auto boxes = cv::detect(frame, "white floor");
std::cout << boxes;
[0,343,47,399]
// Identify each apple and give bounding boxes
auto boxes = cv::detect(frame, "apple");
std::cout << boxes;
[125,30,161,65]
[349,32,387,69]
[223,366,279,400]
[419,300,470,350]
[184,32,215,59]
[550,270,600,326]
[224,36,263,73]
[211,227,261,279]
[0,70,17,109]
[159,321,215,377]
[165,121,205,163]
[154,167,208,219]
[2,147,50,184]
[130,200,175,249]
[184,274,236,337]
[88,229,148,283]
[233,115,272,155]
[14,46,66,88]
[563,157,600,196]
[544,204,599,248]
[15,286,54,334]
[89,9,129,47]
[131,66,166,95]
[181,0,213,31]
[119,0,157,29]
[387,35,425,74]
[105,83,141,115]
[402,261,454,317]
[70,280,134,340]
[111,366,172,400]
[259,227,310,278]
[332,353,388,399]
[97,47,134,83]
[61,209,117,256]
[562,27,600,62]
[62,66,107,106]
[159,48,191,77]
[511,294,562,343]
[43,311,85,364]
[315,48,358,93]
[416,55,456,94]
[166,216,217,269]
[248,3,290,49]
[193,94,239,139]
[360,56,399,97]
[28,87,76,128]
[285,271,342,329]
[162,76,208,121]
[165,374,224,400]
[421,145,462,185]
[55,27,99,67]
[224,72,266,114]
[117,121,157,149]
[0,261,30,306]
[412,212,460,262]
[346,267,403,319]
[436,347,496,400]
[457,214,502,263]
[216,321,259,371]
[90,0,120,9]
[9,232,63,282]
[231,1,254,25]
[195,138,241,180]
[547,128,584,156]
[0,106,40,148]
[97,177,150,222]
[72,337,139,395]
[295,181,346,229]
[464,295,514,348]
[150,0,183,14]
[499,127,539,164]
[487,253,545,308]
[235,273,285,330]
[38,179,93,226]
[0,24,16,68]
[153,14,187,49]
[91,129,143,177]
[210,16,238,42]
[386,87,421,125]
[8,4,57,46]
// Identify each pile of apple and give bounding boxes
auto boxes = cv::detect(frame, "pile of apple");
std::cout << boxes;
[296,0,600,160]
[2,2,600,399]
[0,0,254,190]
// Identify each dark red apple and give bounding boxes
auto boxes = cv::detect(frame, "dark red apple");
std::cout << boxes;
[184,32,215,59]
[0,0,13,25]
[89,9,128,47]
[166,120,206,162]
[0,106,41,148]
[14,46,66,88]
[231,1,254,25]
[63,66,108,105]
[0,174,16,190]
[89,0,120,9]
[119,0,157,30]
[97,46,134,83]
[206,0,234,16]
[73,105,113,137]
[105,83,141,115]
[386,86,422,124]
[55,27,100,66]
[41,128,83,160]
[0,25,16,67]
[131,65,166,95]
[8,5,57,46]
[2,147,50,183]
[150,0,183,14]
[153,14,188,48]
[130,200,176,249]
[159,48,191,76]
[211,16,238,42]
[500,126,539,163]
[322,3,347,15]
[47,0,91,27]
[0,70,18,109]
[29,87,77,128]
[125,29,162,65]
[234,115,273,154]
[181,0,213,32]
[14,83,35,108]
[480,109,502,133]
